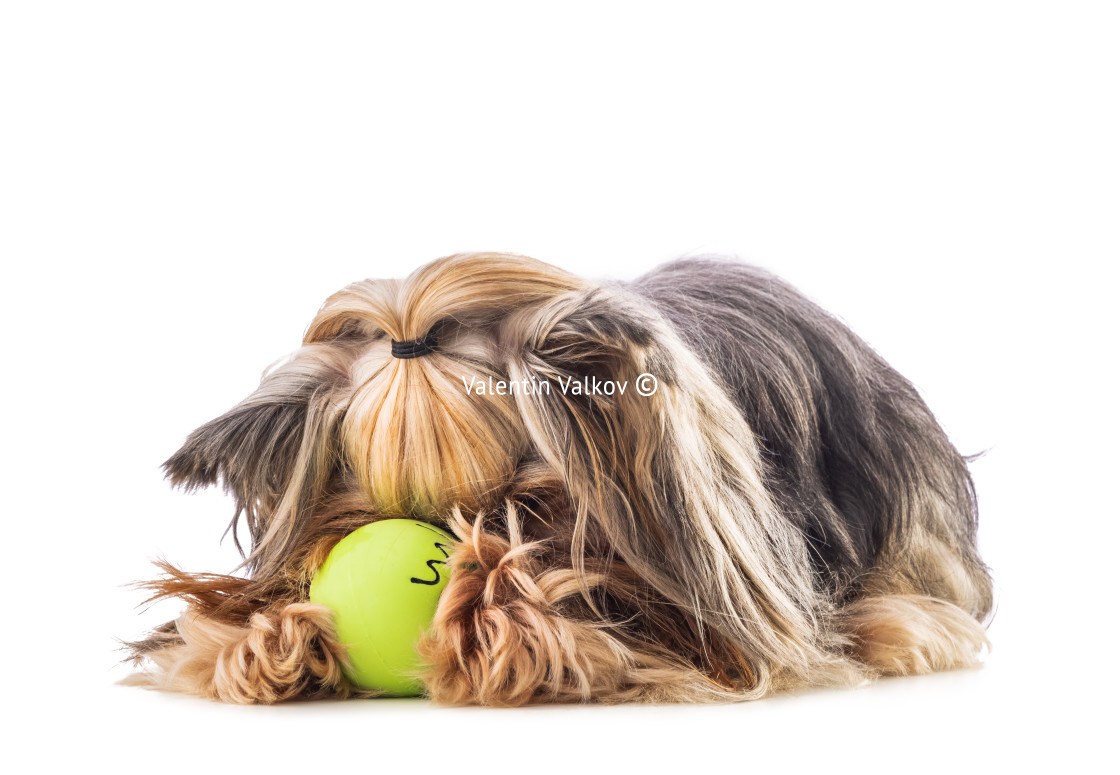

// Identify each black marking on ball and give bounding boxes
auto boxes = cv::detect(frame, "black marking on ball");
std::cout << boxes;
[410,541,453,586]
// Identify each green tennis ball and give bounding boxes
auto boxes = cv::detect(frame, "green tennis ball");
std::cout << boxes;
[309,518,456,697]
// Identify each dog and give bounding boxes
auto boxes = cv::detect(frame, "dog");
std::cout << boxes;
[126,252,993,705]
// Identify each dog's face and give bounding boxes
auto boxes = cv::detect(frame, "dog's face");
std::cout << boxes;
[164,252,634,565]
[338,309,526,518]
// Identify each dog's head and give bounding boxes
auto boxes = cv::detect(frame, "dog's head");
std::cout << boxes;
[164,252,654,564]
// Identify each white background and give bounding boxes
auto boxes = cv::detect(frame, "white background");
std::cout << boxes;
[2,2,1116,773]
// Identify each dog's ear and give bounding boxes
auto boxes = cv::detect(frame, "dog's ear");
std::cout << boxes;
[163,344,349,571]
[507,286,842,691]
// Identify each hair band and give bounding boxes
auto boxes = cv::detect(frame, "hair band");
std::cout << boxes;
[390,330,438,359]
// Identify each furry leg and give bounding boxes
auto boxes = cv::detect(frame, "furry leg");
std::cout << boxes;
[127,602,360,703]
[838,594,989,676]
[416,505,750,706]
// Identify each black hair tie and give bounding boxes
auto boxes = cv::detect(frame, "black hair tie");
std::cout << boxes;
[390,330,438,359]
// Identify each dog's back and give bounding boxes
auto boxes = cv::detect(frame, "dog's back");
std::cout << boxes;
[632,257,992,617]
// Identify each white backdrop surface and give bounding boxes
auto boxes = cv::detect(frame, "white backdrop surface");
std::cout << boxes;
[2,2,1116,773]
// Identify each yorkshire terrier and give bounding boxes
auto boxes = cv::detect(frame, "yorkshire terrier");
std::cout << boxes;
[126,253,993,705]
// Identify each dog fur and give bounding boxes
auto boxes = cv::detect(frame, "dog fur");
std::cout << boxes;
[126,252,993,705]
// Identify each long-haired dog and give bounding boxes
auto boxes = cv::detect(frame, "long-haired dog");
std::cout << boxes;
[126,253,993,705]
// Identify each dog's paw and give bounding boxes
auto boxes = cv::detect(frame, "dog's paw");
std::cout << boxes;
[415,510,634,706]
[214,603,355,703]
[135,603,355,704]
[841,594,989,677]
